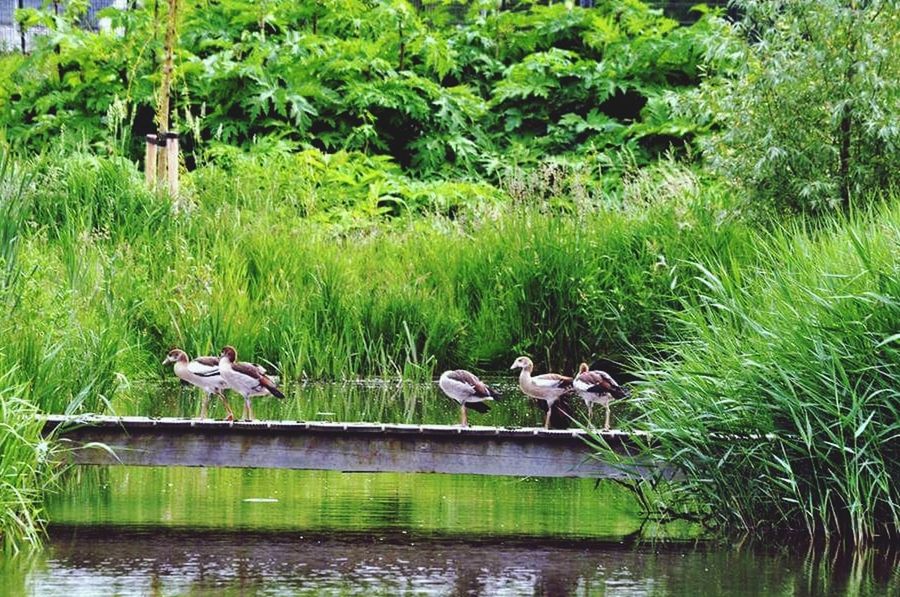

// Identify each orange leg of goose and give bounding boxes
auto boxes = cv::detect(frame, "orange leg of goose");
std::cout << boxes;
[460,404,468,427]
[218,392,235,421]
[544,407,552,429]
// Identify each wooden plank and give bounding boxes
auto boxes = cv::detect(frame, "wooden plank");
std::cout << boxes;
[41,416,665,480]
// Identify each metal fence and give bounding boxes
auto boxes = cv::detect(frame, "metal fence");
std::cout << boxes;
[1,0,115,52]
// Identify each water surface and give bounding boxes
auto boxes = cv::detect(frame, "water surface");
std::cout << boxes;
[133,377,623,429]
[12,381,897,595]
[4,526,897,596]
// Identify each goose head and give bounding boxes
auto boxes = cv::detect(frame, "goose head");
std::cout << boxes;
[220,345,238,363]
[163,348,188,366]
[578,362,589,375]
[509,356,534,371]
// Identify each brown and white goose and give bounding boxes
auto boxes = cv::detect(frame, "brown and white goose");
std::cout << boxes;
[438,370,499,427]
[573,362,629,430]
[510,356,574,429]
[218,346,285,421]
[162,348,236,421]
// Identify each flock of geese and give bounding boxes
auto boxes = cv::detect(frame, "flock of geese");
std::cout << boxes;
[163,346,284,421]
[442,356,628,430]
[164,348,628,430]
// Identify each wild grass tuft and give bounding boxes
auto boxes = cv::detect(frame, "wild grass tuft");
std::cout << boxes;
[631,202,900,545]
[0,375,60,554]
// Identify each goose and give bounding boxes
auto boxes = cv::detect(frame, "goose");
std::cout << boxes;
[438,370,499,427]
[574,362,629,430]
[218,346,285,421]
[162,348,235,421]
[509,356,574,429]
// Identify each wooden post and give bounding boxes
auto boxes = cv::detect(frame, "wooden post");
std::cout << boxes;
[156,0,179,184]
[145,134,158,189]
[166,132,179,197]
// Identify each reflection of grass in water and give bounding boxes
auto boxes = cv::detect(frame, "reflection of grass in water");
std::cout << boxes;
[134,378,557,428]
[47,466,692,541]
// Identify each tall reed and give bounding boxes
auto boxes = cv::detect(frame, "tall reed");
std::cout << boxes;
[632,202,900,545]
[0,148,65,552]
[0,375,60,553]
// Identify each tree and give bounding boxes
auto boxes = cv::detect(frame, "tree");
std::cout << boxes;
[700,0,900,215]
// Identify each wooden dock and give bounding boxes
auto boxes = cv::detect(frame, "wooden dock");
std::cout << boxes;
[42,415,663,480]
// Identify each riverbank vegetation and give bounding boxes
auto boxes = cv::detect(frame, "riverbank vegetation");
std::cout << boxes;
[0,380,58,553]
[624,202,900,545]
[1,0,898,548]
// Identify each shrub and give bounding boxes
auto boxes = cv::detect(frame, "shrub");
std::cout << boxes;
[699,0,900,214]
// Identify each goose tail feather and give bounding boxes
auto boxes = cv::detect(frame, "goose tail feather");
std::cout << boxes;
[466,401,490,414]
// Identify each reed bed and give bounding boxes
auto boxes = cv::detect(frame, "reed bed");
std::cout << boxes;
[632,202,900,545]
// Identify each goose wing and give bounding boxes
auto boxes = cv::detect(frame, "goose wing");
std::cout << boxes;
[448,369,496,398]
[188,358,220,378]
[234,361,285,399]
[532,373,573,389]
[194,356,219,367]
[578,370,627,398]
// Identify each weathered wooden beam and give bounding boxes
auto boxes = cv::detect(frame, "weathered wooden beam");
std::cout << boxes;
[41,416,665,480]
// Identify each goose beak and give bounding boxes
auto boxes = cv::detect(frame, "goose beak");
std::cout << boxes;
[162,356,172,365]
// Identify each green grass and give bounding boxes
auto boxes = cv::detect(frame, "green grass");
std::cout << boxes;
[0,376,60,554]
[628,201,900,545]
[0,146,755,415]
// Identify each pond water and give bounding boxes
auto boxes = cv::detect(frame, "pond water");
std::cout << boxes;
[1,467,895,596]
[142,376,570,428]
[3,382,897,595]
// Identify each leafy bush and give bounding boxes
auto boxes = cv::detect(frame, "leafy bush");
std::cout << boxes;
[699,0,900,214]
[2,0,725,188]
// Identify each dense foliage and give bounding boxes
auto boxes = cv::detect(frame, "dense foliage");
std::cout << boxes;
[2,0,899,549]
[699,0,900,214]
[4,0,726,192]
